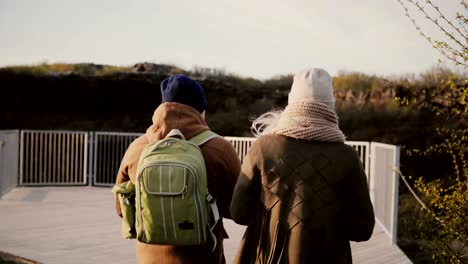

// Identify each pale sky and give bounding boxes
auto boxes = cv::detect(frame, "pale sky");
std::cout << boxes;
[0,0,464,79]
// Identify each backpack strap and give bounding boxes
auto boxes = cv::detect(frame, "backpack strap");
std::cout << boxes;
[190,130,221,252]
[188,130,219,146]
[206,192,220,252]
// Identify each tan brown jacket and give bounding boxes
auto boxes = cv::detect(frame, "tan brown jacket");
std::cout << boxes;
[115,102,241,264]
[230,134,375,264]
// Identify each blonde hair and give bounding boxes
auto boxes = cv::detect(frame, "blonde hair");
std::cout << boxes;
[251,110,283,137]
[251,108,302,138]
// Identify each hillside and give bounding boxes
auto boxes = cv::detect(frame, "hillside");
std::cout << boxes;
[0,63,437,137]
[0,63,463,180]
[0,63,283,136]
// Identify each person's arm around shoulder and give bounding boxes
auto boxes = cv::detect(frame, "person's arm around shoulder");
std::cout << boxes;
[344,150,375,241]
[230,142,261,226]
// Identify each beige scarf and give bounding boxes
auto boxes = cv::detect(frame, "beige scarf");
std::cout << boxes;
[273,101,345,142]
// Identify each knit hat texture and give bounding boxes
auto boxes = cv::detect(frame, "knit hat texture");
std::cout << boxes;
[271,67,345,142]
[160,74,207,113]
[288,67,335,109]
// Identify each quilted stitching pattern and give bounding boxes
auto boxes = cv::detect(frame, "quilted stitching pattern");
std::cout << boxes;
[262,152,337,224]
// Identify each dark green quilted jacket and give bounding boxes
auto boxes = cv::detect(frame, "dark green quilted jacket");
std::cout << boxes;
[230,134,375,264]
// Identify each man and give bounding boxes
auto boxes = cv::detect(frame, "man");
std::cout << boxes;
[115,74,241,264]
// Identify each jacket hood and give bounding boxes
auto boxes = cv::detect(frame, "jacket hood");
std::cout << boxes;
[145,102,209,142]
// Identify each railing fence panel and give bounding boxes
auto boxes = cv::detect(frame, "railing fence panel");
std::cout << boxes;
[16,132,378,190]
[92,132,142,186]
[345,141,371,183]
[20,130,88,185]
[370,142,400,244]
[0,130,19,197]
[224,136,257,164]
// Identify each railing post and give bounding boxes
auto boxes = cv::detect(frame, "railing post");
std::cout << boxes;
[391,145,400,245]
[88,132,95,186]
[369,143,376,206]
[19,130,24,185]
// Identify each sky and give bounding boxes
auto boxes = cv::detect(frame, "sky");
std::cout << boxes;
[0,0,464,79]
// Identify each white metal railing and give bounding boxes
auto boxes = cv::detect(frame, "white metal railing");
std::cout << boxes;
[91,132,142,186]
[345,141,371,181]
[19,130,88,185]
[0,130,19,197]
[224,136,257,164]
[7,130,400,244]
[92,135,257,186]
[16,131,376,187]
[370,142,400,244]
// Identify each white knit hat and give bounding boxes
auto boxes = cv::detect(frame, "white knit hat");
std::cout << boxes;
[288,67,335,109]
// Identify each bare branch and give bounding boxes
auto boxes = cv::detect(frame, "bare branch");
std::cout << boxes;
[427,0,468,41]
[406,0,465,48]
[397,0,468,66]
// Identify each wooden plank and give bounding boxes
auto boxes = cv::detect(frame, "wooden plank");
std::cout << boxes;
[0,187,412,264]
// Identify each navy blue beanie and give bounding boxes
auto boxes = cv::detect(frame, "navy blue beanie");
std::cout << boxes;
[160,74,207,113]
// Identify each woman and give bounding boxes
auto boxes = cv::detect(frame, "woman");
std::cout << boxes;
[230,67,375,264]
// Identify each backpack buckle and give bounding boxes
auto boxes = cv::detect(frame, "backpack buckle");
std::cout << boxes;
[206,193,215,203]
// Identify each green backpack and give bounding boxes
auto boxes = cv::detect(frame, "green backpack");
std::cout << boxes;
[135,129,220,250]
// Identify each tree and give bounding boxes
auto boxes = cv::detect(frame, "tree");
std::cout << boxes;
[396,0,467,263]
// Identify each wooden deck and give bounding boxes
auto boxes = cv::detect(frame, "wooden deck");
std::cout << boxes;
[0,187,412,264]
